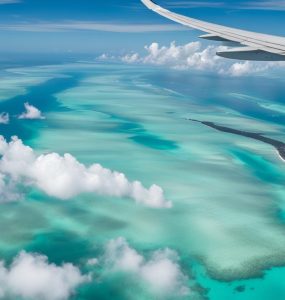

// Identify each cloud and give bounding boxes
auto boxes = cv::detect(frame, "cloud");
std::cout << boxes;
[86,258,99,266]
[0,251,89,300]
[102,237,189,296]
[121,53,140,64]
[18,102,45,120]
[164,0,285,10]
[0,113,9,125]
[228,61,269,76]
[164,1,225,8]
[0,0,20,4]
[0,22,187,33]
[98,53,116,61]
[244,1,285,10]
[119,41,282,76]
[0,136,171,208]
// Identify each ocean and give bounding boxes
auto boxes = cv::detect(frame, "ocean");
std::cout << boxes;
[0,61,285,299]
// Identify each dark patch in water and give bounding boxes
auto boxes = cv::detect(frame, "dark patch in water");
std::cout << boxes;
[25,230,93,265]
[129,134,177,150]
[235,285,246,293]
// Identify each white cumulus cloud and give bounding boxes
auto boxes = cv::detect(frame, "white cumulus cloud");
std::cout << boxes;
[0,251,89,300]
[0,113,9,125]
[0,136,171,208]
[102,237,189,296]
[19,102,45,120]
[118,41,283,76]
[121,53,141,64]
[227,61,269,76]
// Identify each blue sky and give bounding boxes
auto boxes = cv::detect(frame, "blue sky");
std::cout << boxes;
[0,0,285,56]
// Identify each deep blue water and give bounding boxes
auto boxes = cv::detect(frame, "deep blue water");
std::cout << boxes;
[147,70,285,127]
[0,74,81,141]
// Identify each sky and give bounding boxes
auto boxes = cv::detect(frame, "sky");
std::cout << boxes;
[0,0,285,56]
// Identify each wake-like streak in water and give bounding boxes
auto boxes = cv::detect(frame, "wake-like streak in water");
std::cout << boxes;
[188,118,285,161]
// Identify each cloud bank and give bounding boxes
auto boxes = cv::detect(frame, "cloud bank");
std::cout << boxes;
[0,136,171,208]
[19,102,45,120]
[163,0,285,10]
[0,251,89,300]
[245,1,285,10]
[117,41,284,76]
[0,0,20,4]
[0,113,9,125]
[101,237,189,296]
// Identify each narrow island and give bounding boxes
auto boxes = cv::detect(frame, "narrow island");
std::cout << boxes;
[188,118,285,161]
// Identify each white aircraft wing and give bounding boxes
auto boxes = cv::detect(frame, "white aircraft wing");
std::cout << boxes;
[141,0,285,61]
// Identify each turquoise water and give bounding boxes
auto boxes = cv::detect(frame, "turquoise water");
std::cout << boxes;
[1,62,285,299]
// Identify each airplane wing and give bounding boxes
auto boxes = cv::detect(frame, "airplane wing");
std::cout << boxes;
[141,0,285,61]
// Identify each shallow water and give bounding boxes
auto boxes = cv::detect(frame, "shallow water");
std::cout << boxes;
[1,62,285,299]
